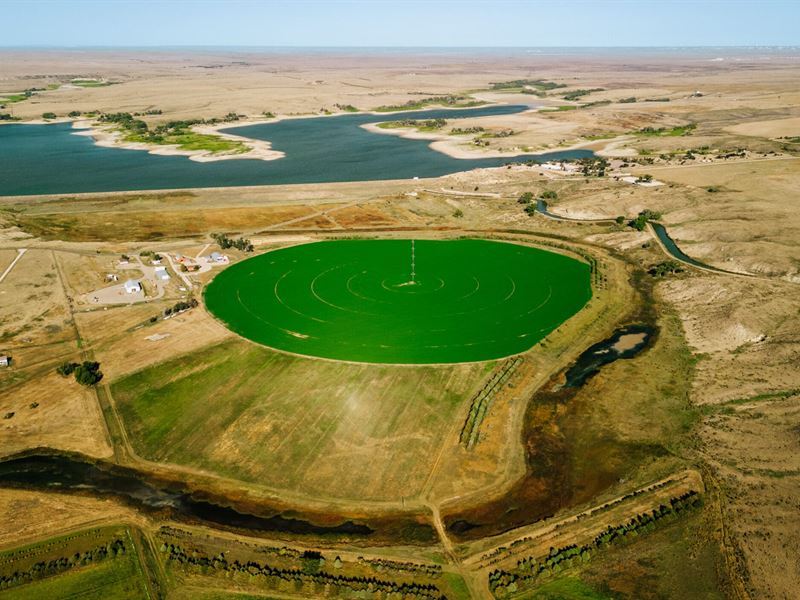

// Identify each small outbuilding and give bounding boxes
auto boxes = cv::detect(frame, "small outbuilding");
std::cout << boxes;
[0,356,10,367]
[209,252,228,264]
[124,279,142,294]
[154,266,170,280]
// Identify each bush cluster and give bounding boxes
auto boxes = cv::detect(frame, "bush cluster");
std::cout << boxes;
[629,209,662,231]
[648,260,684,277]
[212,232,253,252]
[56,361,103,386]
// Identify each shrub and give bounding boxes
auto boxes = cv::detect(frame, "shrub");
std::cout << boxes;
[56,361,79,377]
[42,112,57,119]
[517,191,534,204]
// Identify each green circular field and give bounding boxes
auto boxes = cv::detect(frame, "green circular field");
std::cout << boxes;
[204,239,591,364]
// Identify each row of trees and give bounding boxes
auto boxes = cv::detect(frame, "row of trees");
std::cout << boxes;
[0,539,126,591]
[212,232,254,252]
[358,556,441,578]
[562,88,604,101]
[164,298,199,317]
[488,491,702,598]
[450,126,484,135]
[161,542,445,599]
[460,357,522,449]
[56,360,103,386]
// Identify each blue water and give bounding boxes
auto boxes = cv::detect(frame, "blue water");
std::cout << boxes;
[0,105,593,196]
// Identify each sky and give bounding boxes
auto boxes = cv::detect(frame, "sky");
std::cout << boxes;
[1,0,798,48]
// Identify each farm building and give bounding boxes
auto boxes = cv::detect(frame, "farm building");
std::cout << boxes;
[209,252,228,263]
[0,356,10,367]
[154,266,170,280]
[124,279,142,293]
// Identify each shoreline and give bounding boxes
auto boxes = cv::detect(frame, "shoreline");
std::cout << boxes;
[360,118,617,160]
[70,120,285,163]
[3,102,621,164]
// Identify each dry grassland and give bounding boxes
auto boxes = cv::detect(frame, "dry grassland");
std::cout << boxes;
[82,306,233,382]
[8,205,335,243]
[0,371,111,458]
[642,159,800,277]
[0,489,136,550]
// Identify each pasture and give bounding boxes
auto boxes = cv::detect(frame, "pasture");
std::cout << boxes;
[112,338,494,502]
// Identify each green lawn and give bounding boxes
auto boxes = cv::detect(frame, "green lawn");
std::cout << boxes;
[204,239,592,364]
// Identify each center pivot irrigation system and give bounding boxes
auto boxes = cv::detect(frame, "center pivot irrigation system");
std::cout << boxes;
[204,239,592,364]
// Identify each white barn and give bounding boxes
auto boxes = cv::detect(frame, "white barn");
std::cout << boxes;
[124,279,142,294]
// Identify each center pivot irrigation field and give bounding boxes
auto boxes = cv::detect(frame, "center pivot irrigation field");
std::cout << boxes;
[205,239,592,363]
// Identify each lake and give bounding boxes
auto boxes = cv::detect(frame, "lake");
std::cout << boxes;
[0,105,593,196]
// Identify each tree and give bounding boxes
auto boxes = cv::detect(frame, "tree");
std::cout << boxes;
[615,215,625,225]
[452,209,463,218]
[629,209,661,231]
[42,112,57,120]
[541,190,558,200]
[524,204,537,217]
[73,361,103,386]
[517,191,534,204]
[68,110,82,118]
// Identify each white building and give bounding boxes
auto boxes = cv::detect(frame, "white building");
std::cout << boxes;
[124,279,142,294]
[154,266,170,280]
[0,356,9,367]
[209,252,228,264]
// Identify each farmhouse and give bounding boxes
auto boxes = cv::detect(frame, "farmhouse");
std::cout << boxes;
[124,279,142,293]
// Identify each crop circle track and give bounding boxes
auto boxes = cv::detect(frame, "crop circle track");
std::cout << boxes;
[204,239,591,364]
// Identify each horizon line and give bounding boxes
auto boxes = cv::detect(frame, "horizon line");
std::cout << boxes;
[1,44,799,50]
